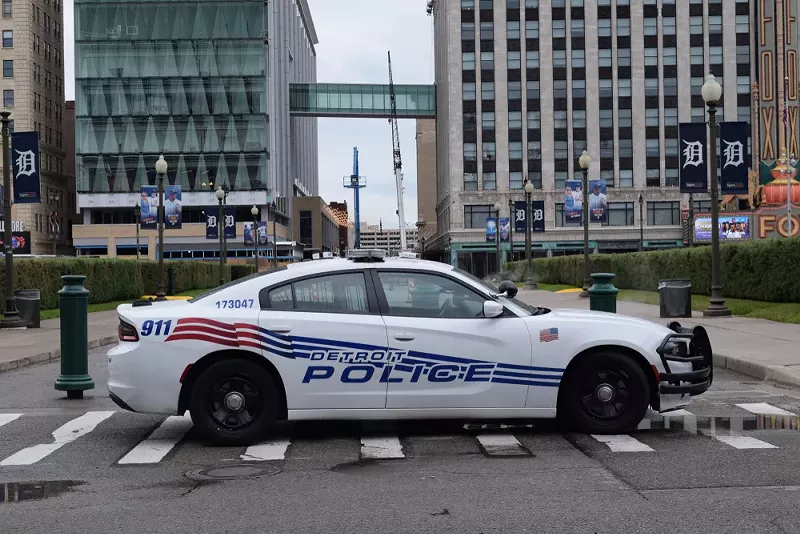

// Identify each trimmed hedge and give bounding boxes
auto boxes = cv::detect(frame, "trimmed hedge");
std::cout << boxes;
[0,259,256,310]
[506,237,800,303]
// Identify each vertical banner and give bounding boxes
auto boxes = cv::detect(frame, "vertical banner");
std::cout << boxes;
[564,180,583,223]
[164,185,183,229]
[499,217,510,242]
[11,132,41,204]
[679,122,708,192]
[244,221,268,245]
[513,200,527,233]
[588,179,608,223]
[205,209,218,239]
[485,217,497,242]
[719,121,749,195]
[224,206,237,239]
[531,200,545,232]
[139,185,158,229]
[206,207,237,239]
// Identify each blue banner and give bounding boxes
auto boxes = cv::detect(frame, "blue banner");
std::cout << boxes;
[206,207,236,239]
[679,122,708,193]
[531,200,545,232]
[486,217,497,242]
[513,200,545,233]
[588,179,608,223]
[719,121,749,195]
[11,132,41,204]
[499,217,510,243]
[164,185,182,230]
[139,186,158,229]
[564,180,583,223]
[244,221,268,246]
[514,201,527,233]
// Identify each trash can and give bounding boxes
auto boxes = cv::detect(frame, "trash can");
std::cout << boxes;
[14,289,41,328]
[658,279,692,318]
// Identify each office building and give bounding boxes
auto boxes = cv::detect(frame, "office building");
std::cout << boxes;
[71,0,319,258]
[1,0,69,254]
[352,222,419,255]
[426,0,752,277]
[416,118,437,256]
[293,196,344,255]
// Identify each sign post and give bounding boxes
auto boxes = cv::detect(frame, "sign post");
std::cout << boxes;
[0,111,23,327]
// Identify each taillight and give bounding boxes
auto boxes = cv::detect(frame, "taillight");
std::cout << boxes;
[118,320,139,342]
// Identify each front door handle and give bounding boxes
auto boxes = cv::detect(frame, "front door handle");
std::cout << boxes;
[393,333,415,342]
[268,326,292,334]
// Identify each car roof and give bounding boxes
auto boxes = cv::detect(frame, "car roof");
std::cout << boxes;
[283,257,455,276]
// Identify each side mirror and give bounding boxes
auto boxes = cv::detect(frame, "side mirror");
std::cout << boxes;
[483,300,504,318]
[498,280,518,298]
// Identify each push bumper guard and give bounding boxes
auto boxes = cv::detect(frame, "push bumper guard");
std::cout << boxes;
[656,322,713,396]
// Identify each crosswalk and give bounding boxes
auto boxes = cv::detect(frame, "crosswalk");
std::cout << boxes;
[0,402,798,469]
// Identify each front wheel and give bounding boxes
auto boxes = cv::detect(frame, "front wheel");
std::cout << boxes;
[189,359,278,446]
[559,352,651,434]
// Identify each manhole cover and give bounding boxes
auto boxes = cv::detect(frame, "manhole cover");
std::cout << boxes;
[184,464,281,482]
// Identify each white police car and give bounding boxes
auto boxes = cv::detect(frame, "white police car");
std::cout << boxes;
[107,249,713,445]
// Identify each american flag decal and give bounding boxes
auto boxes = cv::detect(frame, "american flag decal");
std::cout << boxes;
[164,317,295,359]
[539,328,559,343]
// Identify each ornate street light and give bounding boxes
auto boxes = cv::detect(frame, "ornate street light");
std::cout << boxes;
[701,74,731,317]
[578,150,592,298]
[523,179,537,289]
[154,155,168,301]
[251,205,259,272]
[638,193,644,252]
[494,200,502,276]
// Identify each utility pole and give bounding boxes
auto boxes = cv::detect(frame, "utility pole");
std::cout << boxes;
[0,111,21,327]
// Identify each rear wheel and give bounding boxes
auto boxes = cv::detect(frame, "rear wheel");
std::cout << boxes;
[189,359,278,446]
[559,352,650,434]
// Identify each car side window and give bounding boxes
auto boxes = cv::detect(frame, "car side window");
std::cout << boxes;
[377,272,487,318]
[292,273,370,314]
[268,285,294,310]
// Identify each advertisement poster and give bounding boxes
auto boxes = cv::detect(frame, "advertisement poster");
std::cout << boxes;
[679,122,709,193]
[244,221,268,246]
[588,179,608,223]
[513,201,527,233]
[0,231,32,255]
[694,216,751,241]
[485,217,497,242]
[499,217,510,243]
[139,186,158,230]
[11,132,41,204]
[164,185,182,230]
[719,121,749,195]
[564,180,583,223]
[206,207,237,239]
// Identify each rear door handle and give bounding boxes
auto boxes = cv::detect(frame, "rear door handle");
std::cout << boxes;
[268,326,292,334]
[393,333,415,342]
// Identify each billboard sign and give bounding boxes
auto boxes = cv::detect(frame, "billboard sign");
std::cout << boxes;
[694,215,751,241]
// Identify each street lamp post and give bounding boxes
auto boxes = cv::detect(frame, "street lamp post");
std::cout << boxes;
[638,193,644,252]
[154,155,168,301]
[701,74,731,317]
[133,202,141,262]
[507,198,514,262]
[0,111,22,327]
[523,180,537,289]
[48,191,61,255]
[578,150,592,298]
[271,200,278,267]
[251,205,259,272]
[216,186,225,285]
[494,201,502,276]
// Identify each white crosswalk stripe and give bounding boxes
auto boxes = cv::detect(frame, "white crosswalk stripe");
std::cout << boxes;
[117,414,193,465]
[736,403,796,416]
[476,433,529,456]
[590,434,654,452]
[0,411,115,466]
[713,435,778,450]
[0,413,23,428]
[241,439,292,461]
[360,436,405,459]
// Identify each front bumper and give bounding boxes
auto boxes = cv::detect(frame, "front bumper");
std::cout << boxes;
[656,322,713,396]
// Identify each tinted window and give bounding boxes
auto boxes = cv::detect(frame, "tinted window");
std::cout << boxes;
[293,273,369,314]
[268,285,293,310]
[378,272,486,318]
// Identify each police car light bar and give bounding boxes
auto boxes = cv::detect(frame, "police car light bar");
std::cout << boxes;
[346,249,386,261]
[397,251,419,259]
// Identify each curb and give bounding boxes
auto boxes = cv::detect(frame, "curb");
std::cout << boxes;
[0,336,119,374]
[714,352,800,389]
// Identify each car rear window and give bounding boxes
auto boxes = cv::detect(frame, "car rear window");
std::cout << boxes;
[189,266,287,303]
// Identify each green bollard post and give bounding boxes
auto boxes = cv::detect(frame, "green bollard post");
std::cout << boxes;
[588,273,619,313]
[54,275,95,399]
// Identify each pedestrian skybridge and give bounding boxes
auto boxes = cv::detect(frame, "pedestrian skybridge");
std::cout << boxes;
[289,83,436,119]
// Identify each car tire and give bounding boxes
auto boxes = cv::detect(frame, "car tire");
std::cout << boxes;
[559,351,650,435]
[189,359,279,446]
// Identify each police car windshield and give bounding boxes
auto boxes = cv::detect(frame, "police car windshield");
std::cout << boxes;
[452,268,540,316]
[189,266,287,303]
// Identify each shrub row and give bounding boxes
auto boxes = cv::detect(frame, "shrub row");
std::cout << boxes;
[506,237,800,303]
[0,259,257,310]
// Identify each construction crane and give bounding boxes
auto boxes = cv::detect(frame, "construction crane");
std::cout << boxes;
[388,51,408,252]
[343,147,366,249]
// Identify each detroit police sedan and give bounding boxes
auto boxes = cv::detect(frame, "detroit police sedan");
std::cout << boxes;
[107,250,713,446]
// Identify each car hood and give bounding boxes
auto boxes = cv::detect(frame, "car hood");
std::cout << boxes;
[545,307,673,335]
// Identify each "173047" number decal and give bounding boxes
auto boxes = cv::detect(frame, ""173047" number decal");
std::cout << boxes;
[216,299,255,309]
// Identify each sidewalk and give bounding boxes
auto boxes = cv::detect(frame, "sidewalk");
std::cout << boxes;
[0,311,119,373]
[517,289,800,387]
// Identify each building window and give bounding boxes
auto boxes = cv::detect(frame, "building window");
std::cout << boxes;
[600,138,614,158]
[525,20,539,39]
[509,141,523,160]
[526,50,539,68]
[464,173,478,191]
[464,143,478,161]
[509,111,522,129]
[647,201,680,226]
[619,139,633,158]
[463,83,476,100]
[644,18,658,36]
[464,205,492,229]
[607,203,634,226]
[664,138,678,157]
[527,80,540,99]
[598,19,611,37]
[463,52,476,70]
[507,50,521,69]
[646,168,661,187]
[553,19,566,38]
[572,109,586,128]
[619,169,633,188]
[708,15,722,34]
[481,81,495,100]
[2,30,12,47]
[510,172,524,190]
[527,111,540,129]
[665,168,679,187]
[507,20,520,39]
[508,81,522,99]
[554,80,568,99]
[483,142,496,160]
[528,140,541,159]
[663,16,676,35]
[572,79,586,98]
[709,46,723,65]
[690,46,704,65]
[482,112,495,130]
[571,19,584,37]
[2,59,12,77]
[599,49,612,68]
[462,22,475,40]
[571,49,585,68]
[645,108,659,127]
[299,210,312,246]
[480,51,494,70]
[735,14,749,33]
[617,18,630,36]
[553,50,567,68]
[2,0,11,17]
[480,21,494,40]
[554,110,568,129]
[482,172,497,190]
[555,172,568,191]
[3,89,13,107]
[555,203,565,227]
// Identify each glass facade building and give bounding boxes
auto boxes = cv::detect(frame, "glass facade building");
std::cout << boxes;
[74,0,269,194]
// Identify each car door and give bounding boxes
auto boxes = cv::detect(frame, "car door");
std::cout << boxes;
[258,269,390,410]
[372,269,534,410]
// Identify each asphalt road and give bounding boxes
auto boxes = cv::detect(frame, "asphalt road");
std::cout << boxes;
[2,347,800,534]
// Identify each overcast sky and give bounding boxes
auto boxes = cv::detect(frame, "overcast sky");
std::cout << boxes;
[63,0,434,229]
